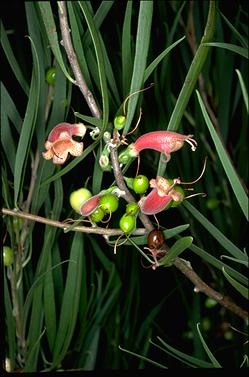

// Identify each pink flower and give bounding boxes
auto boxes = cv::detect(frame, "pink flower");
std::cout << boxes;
[119,131,197,164]
[138,176,182,215]
[79,194,101,216]
[42,122,86,164]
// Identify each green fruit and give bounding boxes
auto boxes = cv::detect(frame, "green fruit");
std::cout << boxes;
[119,214,136,233]
[224,330,233,340]
[171,186,185,207]
[126,202,139,215]
[90,207,105,223]
[3,246,14,266]
[99,194,119,214]
[206,198,219,210]
[45,67,56,85]
[205,297,218,309]
[114,115,126,130]
[70,188,92,213]
[132,175,149,194]
[201,317,211,331]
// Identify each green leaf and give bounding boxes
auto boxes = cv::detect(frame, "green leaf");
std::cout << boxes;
[157,0,216,176]
[82,327,100,370]
[152,336,214,368]
[38,2,75,83]
[202,42,248,59]
[74,112,104,128]
[235,69,249,113]
[118,345,168,369]
[43,252,57,352]
[220,254,248,268]
[4,269,16,371]
[52,232,84,368]
[14,36,40,208]
[82,1,114,48]
[190,244,248,286]
[122,1,133,97]
[184,201,247,261]
[144,36,185,82]
[1,82,23,133]
[123,1,154,134]
[222,267,248,299]
[1,85,18,175]
[219,11,248,48]
[159,236,193,267]
[78,1,109,128]
[67,2,93,90]
[196,323,222,368]
[1,21,29,96]
[196,89,249,220]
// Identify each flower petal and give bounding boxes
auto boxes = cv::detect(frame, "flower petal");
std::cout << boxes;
[80,194,101,216]
[138,188,172,215]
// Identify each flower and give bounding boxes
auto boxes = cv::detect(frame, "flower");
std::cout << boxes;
[119,131,197,164]
[138,176,183,215]
[42,122,86,164]
[80,194,102,216]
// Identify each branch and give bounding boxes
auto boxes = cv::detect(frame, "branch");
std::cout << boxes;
[58,1,101,119]
[109,139,248,322]
[1,208,146,237]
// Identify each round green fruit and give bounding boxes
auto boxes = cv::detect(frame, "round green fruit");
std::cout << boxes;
[3,246,14,266]
[126,202,139,215]
[132,175,149,194]
[206,198,219,210]
[90,207,105,223]
[70,188,92,213]
[45,67,56,85]
[119,214,136,233]
[114,115,126,130]
[99,194,119,214]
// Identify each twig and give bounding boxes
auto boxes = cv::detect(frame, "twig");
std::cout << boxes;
[58,1,101,119]
[1,208,146,237]
[109,140,248,322]
[174,258,248,321]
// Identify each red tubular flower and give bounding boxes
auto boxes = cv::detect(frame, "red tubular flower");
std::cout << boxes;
[139,189,173,215]
[80,194,101,216]
[47,122,86,142]
[119,131,197,164]
[42,122,86,164]
[132,131,197,161]
[138,176,182,215]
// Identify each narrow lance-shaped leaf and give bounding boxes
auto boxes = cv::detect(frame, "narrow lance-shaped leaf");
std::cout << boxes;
[1,21,29,96]
[235,69,249,113]
[202,42,248,59]
[14,36,40,208]
[184,201,247,261]
[38,2,75,83]
[78,1,109,128]
[123,1,154,134]
[222,267,248,299]
[196,323,222,368]
[196,89,248,220]
[159,236,193,267]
